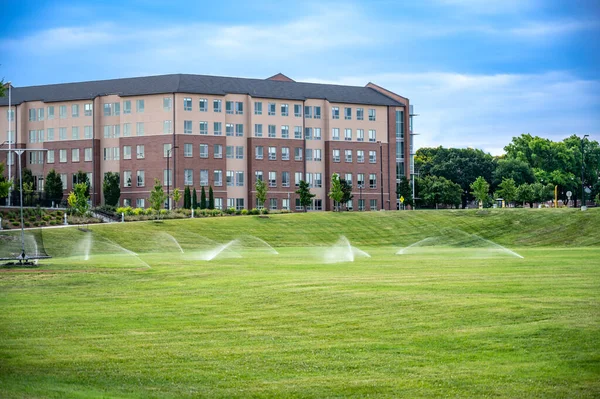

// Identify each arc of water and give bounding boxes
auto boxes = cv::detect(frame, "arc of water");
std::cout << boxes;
[240,235,279,254]
[100,237,152,268]
[396,237,435,255]
[470,234,524,259]
[203,240,239,261]
[159,232,184,253]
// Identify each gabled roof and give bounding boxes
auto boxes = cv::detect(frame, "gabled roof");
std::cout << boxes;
[266,73,295,82]
[0,73,403,107]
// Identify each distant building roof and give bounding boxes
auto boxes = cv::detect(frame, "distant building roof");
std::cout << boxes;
[0,73,403,107]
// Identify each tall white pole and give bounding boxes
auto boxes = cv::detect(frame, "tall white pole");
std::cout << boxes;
[8,83,12,207]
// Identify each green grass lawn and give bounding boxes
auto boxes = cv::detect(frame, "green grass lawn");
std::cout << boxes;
[1,209,599,398]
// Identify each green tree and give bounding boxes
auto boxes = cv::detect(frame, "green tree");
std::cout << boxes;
[200,186,207,209]
[496,178,518,207]
[13,168,34,194]
[208,186,215,210]
[0,162,12,199]
[44,169,64,205]
[255,179,267,209]
[23,181,34,206]
[470,176,490,208]
[595,193,600,206]
[295,180,315,212]
[418,175,462,209]
[192,188,198,209]
[396,176,413,208]
[516,183,535,208]
[103,172,120,206]
[531,182,554,204]
[73,170,90,198]
[172,187,181,209]
[183,186,191,209]
[416,147,495,208]
[340,179,353,210]
[149,178,166,218]
[328,173,344,211]
[68,182,90,216]
[492,158,536,187]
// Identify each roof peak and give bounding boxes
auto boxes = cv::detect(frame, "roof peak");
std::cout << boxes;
[266,73,295,82]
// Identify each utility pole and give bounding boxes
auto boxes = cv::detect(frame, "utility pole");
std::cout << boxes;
[581,134,589,210]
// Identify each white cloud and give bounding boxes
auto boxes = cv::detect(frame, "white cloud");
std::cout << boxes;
[302,71,600,155]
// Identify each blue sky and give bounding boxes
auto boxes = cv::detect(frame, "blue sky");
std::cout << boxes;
[1,0,599,154]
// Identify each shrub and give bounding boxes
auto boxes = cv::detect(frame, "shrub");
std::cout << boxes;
[261,208,270,215]
[12,221,19,227]
[225,207,235,215]
[241,209,249,215]
[24,222,30,227]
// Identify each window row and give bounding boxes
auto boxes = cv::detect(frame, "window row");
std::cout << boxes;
[28,104,93,122]
[42,148,93,164]
[254,146,322,162]
[330,107,376,121]
[331,128,377,142]
[255,171,323,189]
[332,149,377,163]
[330,172,378,189]
[27,127,94,143]
[103,100,145,116]
[104,122,145,137]
[54,172,93,190]
[180,121,244,136]
[183,98,243,115]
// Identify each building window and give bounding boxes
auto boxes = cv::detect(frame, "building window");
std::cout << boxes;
[332,128,340,141]
[236,146,244,159]
[28,108,37,121]
[314,149,322,161]
[369,129,376,142]
[134,99,143,113]
[123,145,132,160]
[281,125,289,138]
[370,199,377,210]
[357,129,364,142]
[214,170,223,187]
[281,147,290,161]
[345,149,352,163]
[163,169,172,186]
[268,125,276,138]
[357,173,365,188]
[226,171,234,186]
[305,127,312,140]
[183,97,192,111]
[269,198,277,210]
[294,104,302,117]
[184,169,193,186]
[255,170,263,182]
[37,108,44,121]
[369,108,376,121]
[345,107,352,120]
[123,123,131,137]
[47,106,55,119]
[305,148,313,161]
[369,173,377,189]
[136,145,145,159]
[136,170,146,187]
[59,127,67,140]
[235,102,243,115]
[72,148,80,162]
[213,99,222,113]
[294,147,303,161]
[214,144,223,158]
[254,124,263,137]
[235,124,244,137]
[369,150,377,163]
[282,198,290,210]
[226,123,234,136]
[226,101,233,114]
[199,98,208,112]
[28,130,37,144]
[306,173,314,187]
[163,97,172,111]
[333,149,340,163]
[136,198,145,208]
[315,173,322,188]
[295,172,303,187]
[199,121,208,135]
[162,120,172,134]
[294,126,302,139]
[200,169,209,186]
[136,122,144,136]
[59,149,67,163]
[47,150,55,163]
[313,128,321,140]
[282,171,290,188]
[59,105,67,119]
[60,174,67,190]
[123,100,131,114]
[357,108,364,120]
[255,146,264,160]
[281,104,289,116]
[84,148,92,162]
[357,150,365,163]
[345,129,352,141]
[214,122,222,136]
[123,171,132,187]
[269,171,277,188]
[184,143,193,157]
[268,102,276,116]
[254,101,263,115]
[304,106,312,119]
[268,146,276,161]
[332,107,339,119]
[314,106,321,119]
[199,144,208,158]
[226,146,234,159]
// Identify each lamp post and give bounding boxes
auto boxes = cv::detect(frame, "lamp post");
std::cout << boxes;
[581,134,589,210]
[166,145,178,210]
[7,82,12,207]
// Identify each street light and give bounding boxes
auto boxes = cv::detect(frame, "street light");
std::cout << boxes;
[581,134,589,210]
[166,145,178,210]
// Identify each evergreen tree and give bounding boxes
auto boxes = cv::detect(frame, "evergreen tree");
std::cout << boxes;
[192,188,198,209]
[183,186,191,209]
[200,186,207,209]
[102,172,120,206]
[44,169,64,205]
[396,176,413,208]
[340,179,353,210]
[328,173,343,211]
[295,180,315,212]
[0,162,10,199]
[208,186,215,210]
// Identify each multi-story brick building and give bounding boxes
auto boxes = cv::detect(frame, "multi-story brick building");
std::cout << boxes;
[0,73,414,211]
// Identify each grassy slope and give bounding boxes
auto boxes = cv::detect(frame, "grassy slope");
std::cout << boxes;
[0,209,599,398]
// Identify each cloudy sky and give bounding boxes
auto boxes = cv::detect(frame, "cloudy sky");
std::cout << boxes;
[2,0,599,154]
